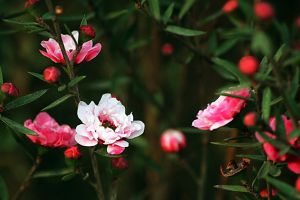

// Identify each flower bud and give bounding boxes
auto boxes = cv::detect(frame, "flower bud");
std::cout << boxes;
[254,2,275,21]
[243,112,257,127]
[64,146,81,159]
[1,82,19,97]
[161,43,174,56]
[238,56,259,75]
[43,66,61,83]
[259,188,277,198]
[296,177,300,192]
[287,157,300,174]
[160,129,186,153]
[111,157,128,169]
[222,0,238,14]
[24,0,39,8]
[80,25,96,38]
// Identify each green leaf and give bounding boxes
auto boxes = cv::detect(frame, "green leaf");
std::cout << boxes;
[274,44,289,62]
[289,67,299,99]
[275,113,286,139]
[214,39,239,56]
[42,12,55,20]
[105,10,129,20]
[210,142,261,148]
[265,176,300,199]
[214,185,248,193]
[257,161,271,179]
[68,76,86,88]
[28,72,46,82]
[61,173,76,182]
[5,89,48,111]
[80,15,87,26]
[0,176,8,200]
[148,0,160,20]
[34,168,74,178]
[0,116,37,135]
[289,128,300,139]
[262,87,271,122]
[179,0,195,19]
[42,94,73,111]
[251,31,273,56]
[162,3,174,24]
[211,57,247,83]
[235,154,265,161]
[2,19,39,26]
[176,127,208,134]
[0,66,3,85]
[95,148,123,158]
[165,25,205,37]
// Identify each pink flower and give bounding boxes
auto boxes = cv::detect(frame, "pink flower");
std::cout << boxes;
[75,93,145,155]
[160,129,186,153]
[40,31,101,65]
[24,112,76,148]
[192,88,250,130]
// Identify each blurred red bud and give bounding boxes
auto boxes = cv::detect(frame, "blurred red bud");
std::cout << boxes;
[80,25,96,38]
[111,157,128,169]
[43,66,61,83]
[1,82,19,97]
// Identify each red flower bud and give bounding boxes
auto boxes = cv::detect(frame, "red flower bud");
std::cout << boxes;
[238,56,259,76]
[25,0,39,8]
[254,2,275,21]
[161,43,174,56]
[80,25,96,38]
[243,112,257,127]
[1,82,19,97]
[111,157,129,169]
[288,157,300,174]
[160,129,186,153]
[296,177,300,192]
[259,188,277,198]
[222,0,238,14]
[295,17,300,28]
[43,66,61,83]
[64,146,81,159]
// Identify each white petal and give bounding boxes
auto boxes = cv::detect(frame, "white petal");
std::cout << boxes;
[71,31,79,43]
[126,120,145,139]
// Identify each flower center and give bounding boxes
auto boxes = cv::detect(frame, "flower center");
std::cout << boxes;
[99,118,116,130]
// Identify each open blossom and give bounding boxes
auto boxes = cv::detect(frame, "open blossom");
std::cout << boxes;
[75,93,145,155]
[160,129,186,153]
[24,112,76,148]
[192,88,250,131]
[40,31,101,65]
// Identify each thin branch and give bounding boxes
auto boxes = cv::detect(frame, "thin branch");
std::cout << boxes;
[11,156,42,200]
[90,148,105,200]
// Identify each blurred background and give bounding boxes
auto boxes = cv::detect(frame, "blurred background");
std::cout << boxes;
[0,0,300,199]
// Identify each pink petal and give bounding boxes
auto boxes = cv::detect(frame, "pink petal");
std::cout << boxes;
[75,134,98,147]
[39,50,60,63]
[107,144,125,155]
[85,43,102,61]
[75,41,93,64]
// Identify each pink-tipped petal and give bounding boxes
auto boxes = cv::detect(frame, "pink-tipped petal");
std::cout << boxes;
[85,43,102,61]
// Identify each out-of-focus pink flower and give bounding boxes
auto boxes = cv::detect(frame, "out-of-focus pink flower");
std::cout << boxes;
[296,177,300,192]
[160,129,186,153]
[64,146,81,159]
[288,157,300,174]
[24,112,76,148]
[1,82,19,97]
[43,66,61,83]
[80,25,96,38]
[222,0,238,14]
[259,188,277,198]
[192,88,250,131]
[25,0,39,8]
[254,2,275,20]
[75,93,145,155]
[111,157,129,169]
[40,31,101,65]
[161,43,174,55]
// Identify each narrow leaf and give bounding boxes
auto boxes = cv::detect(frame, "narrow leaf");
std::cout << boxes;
[0,116,37,135]
[0,66,3,85]
[179,0,195,19]
[165,25,205,37]
[262,87,271,122]
[28,72,46,82]
[148,0,160,20]
[266,176,300,199]
[289,128,300,139]
[162,3,174,24]
[5,89,48,111]
[80,15,87,26]
[210,142,261,148]
[34,168,74,178]
[0,176,8,200]
[214,185,248,193]
[235,154,266,161]
[68,76,86,88]
[42,94,73,111]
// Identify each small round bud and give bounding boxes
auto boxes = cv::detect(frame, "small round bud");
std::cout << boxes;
[259,188,277,198]
[1,82,19,97]
[238,56,259,75]
[43,66,61,83]
[64,146,81,159]
[80,25,96,38]
[160,129,186,153]
[161,43,174,56]
[111,157,129,169]
[24,0,39,8]
[222,0,238,14]
[243,112,257,127]
[254,2,275,21]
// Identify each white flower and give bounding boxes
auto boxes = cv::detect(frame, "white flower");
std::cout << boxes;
[75,93,145,154]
